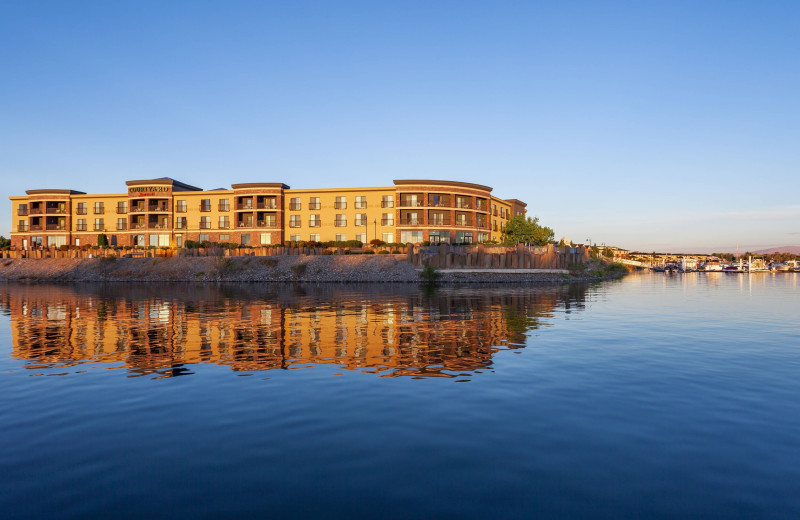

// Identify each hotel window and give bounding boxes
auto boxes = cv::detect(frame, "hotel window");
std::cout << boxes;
[176,200,187,212]
[381,213,394,226]
[381,195,394,208]
[76,219,87,231]
[355,196,367,209]
[382,232,394,243]
[289,197,301,210]
[355,233,366,244]
[199,234,209,243]
[335,233,346,242]
[117,201,128,214]
[260,233,272,245]
[76,202,86,215]
[94,218,104,231]
[176,217,187,229]
[400,230,423,243]
[309,215,321,227]
[218,199,230,212]
[309,197,320,210]
[309,234,320,242]
[241,234,250,245]
[176,235,183,248]
[219,215,230,229]
[94,202,104,214]
[200,216,211,229]
[18,220,28,232]
[200,199,211,212]
[117,218,126,230]
[290,215,301,228]
[335,214,347,227]
[219,234,229,241]
[335,196,347,209]
[355,214,367,226]
[492,204,497,216]
[290,234,301,242]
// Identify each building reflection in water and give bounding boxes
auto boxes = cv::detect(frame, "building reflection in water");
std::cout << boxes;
[1,283,588,379]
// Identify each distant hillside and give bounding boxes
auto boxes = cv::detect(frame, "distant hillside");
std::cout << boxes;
[752,246,800,255]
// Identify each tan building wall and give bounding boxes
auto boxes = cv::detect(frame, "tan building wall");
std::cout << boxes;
[8,178,526,249]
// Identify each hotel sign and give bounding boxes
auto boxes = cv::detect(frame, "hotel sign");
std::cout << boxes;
[129,186,171,197]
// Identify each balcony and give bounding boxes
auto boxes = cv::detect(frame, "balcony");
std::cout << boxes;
[289,203,301,211]
[429,217,450,226]
[476,220,489,229]
[76,224,87,231]
[455,200,471,209]
[237,221,253,228]
[399,199,423,207]
[235,203,254,211]
[46,207,67,214]
[148,204,170,212]
[334,202,347,209]
[130,223,147,230]
[381,200,394,208]
[18,208,28,216]
[454,219,472,227]
[427,198,451,208]
[17,224,29,232]
[257,201,277,210]
[45,224,66,231]
[381,218,394,226]
[148,223,170,230]
[257,220,277,228]
[30,224,43,231]
[399,218,422,226]
[130,206,146,213]
[29,207,43,215]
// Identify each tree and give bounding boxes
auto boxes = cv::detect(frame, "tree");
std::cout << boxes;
[97,233,109,248]
[501,216,554,246]
[0,235,10,250]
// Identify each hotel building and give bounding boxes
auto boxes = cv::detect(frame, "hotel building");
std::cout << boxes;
[9,178,526,249]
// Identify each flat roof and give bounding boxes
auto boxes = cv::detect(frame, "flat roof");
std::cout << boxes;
[126,177,203,191]
[25,189,86,195]
[393,179,493,192]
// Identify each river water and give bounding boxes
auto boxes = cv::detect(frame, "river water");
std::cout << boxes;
[1,274,798,519]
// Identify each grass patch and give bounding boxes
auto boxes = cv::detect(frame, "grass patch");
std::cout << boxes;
[419,265,441,283]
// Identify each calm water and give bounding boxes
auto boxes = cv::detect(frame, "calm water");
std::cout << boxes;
[1,274,798,519]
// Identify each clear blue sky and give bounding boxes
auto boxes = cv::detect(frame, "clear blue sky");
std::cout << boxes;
[2,1,798,253]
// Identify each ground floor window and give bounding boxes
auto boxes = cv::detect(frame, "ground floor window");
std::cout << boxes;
[290,234,300,242]
[335,233,346,242]
[382,232,393,243]
[309,233,320,242]
[47,236,67,248]
[355,233,366,244]
[75,238,80,247]
[429,231,450,244]
[400,230,423,244]
[456,232,473,244]
[219,234,229,242]
[241,234,250,245]
[31,236,43,248]
[477,232,489,242]
[149,234,169,247]
[176,235,183,248]
[260,233,271,245]
[199,234,209,243]
[133,234,145,247]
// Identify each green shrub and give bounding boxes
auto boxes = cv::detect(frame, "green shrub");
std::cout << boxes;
[419,265,441,282]
[291,263,308,276]
[377,250,389,254]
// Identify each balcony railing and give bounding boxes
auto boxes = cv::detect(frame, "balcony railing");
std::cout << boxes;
[218,222,230,229]
[200,205,212,212]
[454,219,472,227]
[355,201,367,209]
[309,220,321,228]
[17,224,29,232]
[381,218,394,226]
[46,208,67,214]
[381,200,394,208]
[30,224,43,231]
[45,224,66,231]
[218,204,230,212]
[18,209,28,216]
[237,221,253,228]
[476,201,487,211]
[428,199,451,208]
[29,207,43,215]
[130,206,146,213]
[148,223,170,230]
[175,221,187,230]
[429,218,450,226]
[308,202,321,210]
[175,204,187,213]
[493,209,498,216]
[399,218,422,226]
[289,220,301,228]
[334,202,347,209]
[117,206,128,214]
[334,220,347,227]
[200,222,212,229]
[76,224,87,231]
[94,208,105,215]
[399,199,423,207]
[355,219,368,227]
[235,203,254,210]
[455,200,471,209]
[94,225,105,231]
[257,220,277,228]
[148,204,169,212]
[289,203,301,211]
[257,201,277,210]
[117,223,127,230]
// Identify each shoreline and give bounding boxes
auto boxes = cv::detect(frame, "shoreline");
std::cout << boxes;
[0,256,624,284]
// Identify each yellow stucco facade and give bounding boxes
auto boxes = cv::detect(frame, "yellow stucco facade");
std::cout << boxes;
[9,178,526,249]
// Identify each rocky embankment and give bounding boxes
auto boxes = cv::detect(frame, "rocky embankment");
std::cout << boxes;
[0,255,581,283]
